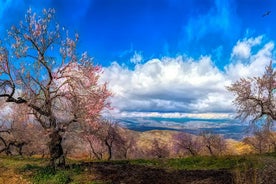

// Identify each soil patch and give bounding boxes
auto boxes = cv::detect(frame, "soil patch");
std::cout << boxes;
[81,162,234,184]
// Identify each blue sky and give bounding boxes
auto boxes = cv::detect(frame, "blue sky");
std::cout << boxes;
[1,0,276,119]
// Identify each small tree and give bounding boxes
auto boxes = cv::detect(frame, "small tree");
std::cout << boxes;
[0,9,111,168]
[86,133,106,160]
[118,132,136,159]
[243,130,270,154]
[9,104,47,156]
[267,132,276,152]
[173,132,202,156]
[0,121,29,156]
[149,139,170,159]
[0,104,32,156]
[84,119,123,161]
[100,120,125,160]
[200,131,226,156]
[0,122,12,155]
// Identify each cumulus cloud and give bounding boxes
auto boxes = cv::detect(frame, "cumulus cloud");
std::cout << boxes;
[102,35,275,119]
[102,56,230,115]
[226,36,274,81]
[231,36,263,59]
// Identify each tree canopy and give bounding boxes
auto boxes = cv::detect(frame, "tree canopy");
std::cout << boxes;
[0,8,112,167]
[228,61,276,130]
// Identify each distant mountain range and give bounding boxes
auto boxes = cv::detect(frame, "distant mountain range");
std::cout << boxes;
[118,117,251,140]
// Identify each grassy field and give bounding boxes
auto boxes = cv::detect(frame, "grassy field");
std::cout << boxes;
[0,153,276,184]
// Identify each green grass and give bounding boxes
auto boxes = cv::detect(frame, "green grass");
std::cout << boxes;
[263,151,276,158]
[130,155,262,170]
[18,163,87,184]
[167,156,260,170]
[32,167,71,184]
[0,155,47,170]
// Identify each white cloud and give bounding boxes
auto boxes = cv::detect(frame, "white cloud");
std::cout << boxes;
[226,37,274,81]
[118,111,232,119]
[231,36,263,59]
[101,35,275,119]
[130,51,143,64]
[102,55,230,116]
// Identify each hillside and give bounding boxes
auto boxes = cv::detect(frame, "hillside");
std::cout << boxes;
[129,129,253,156]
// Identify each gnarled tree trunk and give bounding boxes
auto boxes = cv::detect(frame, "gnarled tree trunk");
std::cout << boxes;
[48,130,65,168]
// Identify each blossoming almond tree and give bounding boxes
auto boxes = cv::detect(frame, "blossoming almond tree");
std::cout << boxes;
[0,9,111,168]
[227,61,276,130]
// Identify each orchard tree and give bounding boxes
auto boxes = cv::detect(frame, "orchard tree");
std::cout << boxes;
[173,132,202,156]
[200,131,226,156]
[84,120,107,160]
[149,139,170,159]
[95,120,123,161]
[243,130,270,154]
[0,104,47,156]
[86,133,106,160]
[267,132,276,152]
[0,121,12,155]
[12,105,48,156]
[0,9,111,168]
[84,119,135,160]
[117,131,136,159]
[227,61,276,130]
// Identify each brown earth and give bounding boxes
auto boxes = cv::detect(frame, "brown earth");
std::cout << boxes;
[80,162,234,184]
[0,162,234,184]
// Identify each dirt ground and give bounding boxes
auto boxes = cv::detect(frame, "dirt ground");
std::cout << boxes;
[81,162,234,184]
[0,159,234,184]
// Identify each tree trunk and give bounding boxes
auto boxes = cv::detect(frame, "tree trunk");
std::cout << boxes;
[87,139,102,160]
[187,147,197,156]
[105,140,112,161]
[123,148,128,159]
[0,136,11,155]
[206,145,214,156]
[48,130,65,168]
[273,143,276,153]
